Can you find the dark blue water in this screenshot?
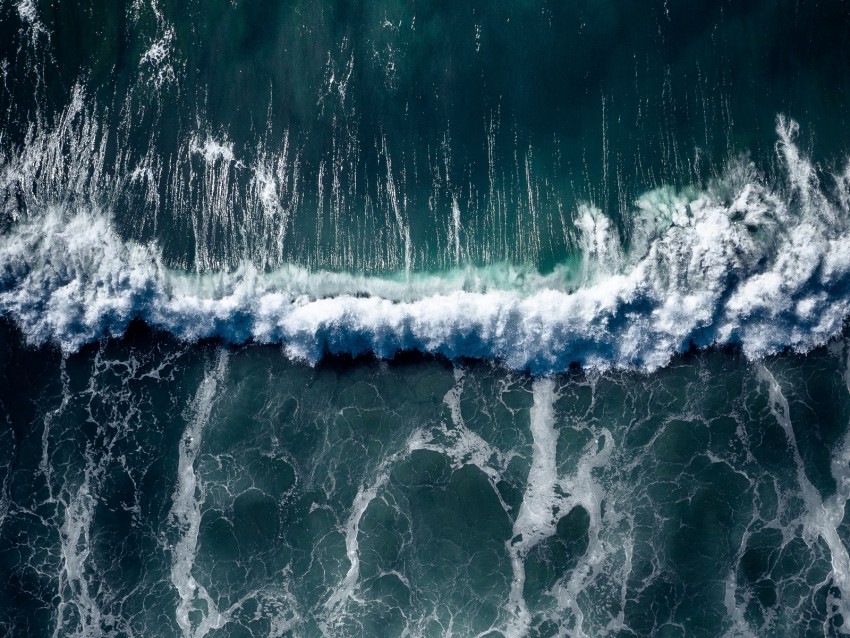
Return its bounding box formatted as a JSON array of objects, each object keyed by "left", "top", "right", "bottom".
[{"left": 2, "top": 1, "right": 850, "bottom": 636}]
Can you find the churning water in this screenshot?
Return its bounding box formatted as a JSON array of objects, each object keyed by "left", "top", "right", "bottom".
[{"left": 2, "top": 1, "right": 850, "bottom": 636}]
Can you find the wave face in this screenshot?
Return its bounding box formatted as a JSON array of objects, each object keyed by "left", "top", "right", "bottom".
[{"left": 3, "top": 97, "right": 850, "bottom": 371}]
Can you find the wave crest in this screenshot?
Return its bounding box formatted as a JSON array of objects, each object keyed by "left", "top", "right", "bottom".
[{"left": 3, "top": 116, "right": 850, "bottom": 372}]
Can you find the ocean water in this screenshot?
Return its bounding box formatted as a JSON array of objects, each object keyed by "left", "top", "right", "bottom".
[{"left": 2, "top": 0, "right": 850, "bottom": 636}]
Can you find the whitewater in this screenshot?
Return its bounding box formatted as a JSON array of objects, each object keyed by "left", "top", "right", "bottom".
[{"left": 2, "top": 100, "right": 850, "bottom": 373}]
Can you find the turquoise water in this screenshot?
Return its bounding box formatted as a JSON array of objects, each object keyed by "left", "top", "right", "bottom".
[{"left": 3, "top": 1, "right": 850, "bottom": 636}]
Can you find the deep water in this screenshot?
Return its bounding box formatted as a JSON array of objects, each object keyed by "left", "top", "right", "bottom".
[
  {"left": 3, "top": 322, "right": 850, "bottom": 636},
  {"left": 3, "top": 1, "right": 850, "bottom": 636}
]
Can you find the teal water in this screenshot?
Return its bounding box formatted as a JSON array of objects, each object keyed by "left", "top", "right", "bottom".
[
  {"left": 3, "top": 323, "right": 850, "bottom": 636},
  {"left": 3, "top": 1, "right": 850, "bottom": 636},
  {"left": 4, "top": 0, "right": 850, "bottom": 273}
]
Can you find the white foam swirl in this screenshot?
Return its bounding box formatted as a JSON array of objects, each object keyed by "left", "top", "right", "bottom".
[{"left": 2, "top": 116, "right": 850, "bottom": 372}]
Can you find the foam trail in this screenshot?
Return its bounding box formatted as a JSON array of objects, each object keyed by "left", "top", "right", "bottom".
[
  {"left": 15, "top": 0, "right": 48, "bottom": 44},
  {"left": 410, "top": 367, "right": 510, "bottom": 487},
  {"left": 320, "top": 443, "right": 414, "bottom": 635},
  {"left": 54, "top": 481, "right": 102, "bottom": 638},
  {"left": 723, "top": 558, "right": 755, "bottom": 637},
  {"left": 0, "top": 416, "right": 9, "bottom": 531},
  {"left": 322, "top": 368, "right": 515, "bottom": 636},
  {"left": 321, "top": 476, "right": 389, "bottom": 632},
  {"left": 409, "top": 367, "right": 515, "bottom": 635},
  {"left": 51, "top": 350, "right": 139, "bottom": 638},
  {"left": 40, "top": 357, "right": 70, "bottom": 505},
  {"left": 822, "top": 341, "right": 850, "bottom": 633},
  {"left": 816, "top": 340, "right": 850, "bottom": 634},
  {"left": 3, "top": 115, "right": 850, "bottom": 373},
  {"left": 169, "top": 350, "right": 229, "bottom": 638},
  {"left": 758, "top": 363, "right": 850, "bottom": 635},
  {"left": 506, "top": 378, "right": 560, "bottom": 637},
  {"left": 49, "top": 358, "right": 97, "bottom": 638},
  {"left": 551, "top": 426, "right": 615, "bottom": 637},
  {"left": 505, "top": 379, "right": 616, "bottom": 637}
]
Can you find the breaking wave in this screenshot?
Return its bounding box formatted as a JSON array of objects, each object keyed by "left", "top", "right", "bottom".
[{"left": 3, "top": 110, "right": 850, "bottom": 373}]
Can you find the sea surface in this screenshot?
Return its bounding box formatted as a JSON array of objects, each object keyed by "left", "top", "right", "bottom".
[{"left": 2, "top": 1, "right": 850, "bottom": 636}]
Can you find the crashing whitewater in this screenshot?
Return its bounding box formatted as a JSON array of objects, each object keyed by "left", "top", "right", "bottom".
[{"left": 2, "top": 105, "right": 850, "bottom": 373}]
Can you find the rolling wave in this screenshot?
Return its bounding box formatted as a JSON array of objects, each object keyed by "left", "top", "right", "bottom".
[{"left": 2, "top": 113, "right": 850, "bottom": 373}]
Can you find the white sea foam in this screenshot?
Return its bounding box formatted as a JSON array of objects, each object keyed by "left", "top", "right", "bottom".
[
  {"left": 137, "top": 0, "right": 178, "bottom": 88},
  {"left": 2, "top": 112, "right": 850, "bottom": 373},
  {"left": 504, "top": 379, "right": 616, "bottom": 637},
  {"left": 170, "top": 350, "right": 229, "bottom": 638},
  {"left": 140, "top": 26, "right": 177, "bottom": 88},
  {"left": 190, "top": 135, "right": 236, "bottom": 165},
  {"left": 506, "top": 378, "right": 561, "bottom": 636},
  {"left": 15, "top": 0, "right": 48, "bottom": 43},
  {"left": 758, "top": 362, "right": 850, "bottom": 635}
]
